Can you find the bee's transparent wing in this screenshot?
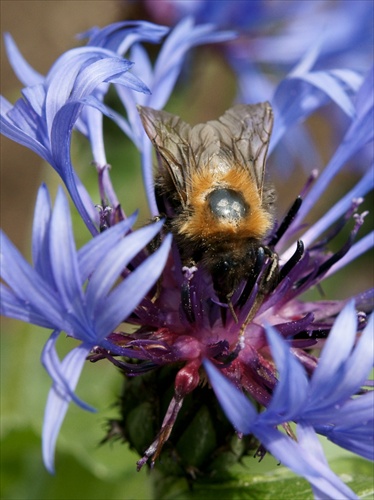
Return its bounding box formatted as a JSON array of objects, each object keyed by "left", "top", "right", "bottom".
[
  {"left": 138, "top": 106, "right": 193, "bottom": 205},
  {"left": 138, "top": 102, "right": 273, "bottom": 203},
  {"left": 193, "top": 103, "right": 274, "bottom": 200}
]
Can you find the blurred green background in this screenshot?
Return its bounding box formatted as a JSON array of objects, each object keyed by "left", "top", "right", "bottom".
[{"left": 1, "top": 1, "right": 373, "bottom": 499}]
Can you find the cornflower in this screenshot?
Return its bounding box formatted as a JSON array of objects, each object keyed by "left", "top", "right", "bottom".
[{"left": 1, "top": 18, "right": 373, "bottom": 499}]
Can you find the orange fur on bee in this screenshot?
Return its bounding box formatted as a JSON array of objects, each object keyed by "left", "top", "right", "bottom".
[{"left": 177, "top": 164, "right": 272, "bottom": 242}]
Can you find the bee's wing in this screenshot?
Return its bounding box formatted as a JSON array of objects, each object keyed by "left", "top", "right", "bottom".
[
  {"left": 138, "top": 106, "right": 193, "bottom": 206},
  {"left": 138, "top": 102, "right": 273, "bottom": 204},
  {"left": 203, "top": 102, "right": 273, "bottom": 200}
]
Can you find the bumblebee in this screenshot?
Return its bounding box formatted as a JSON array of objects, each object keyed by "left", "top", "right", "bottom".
[{"left": 138, "top": 103, "right": 278, "bottom": 321}]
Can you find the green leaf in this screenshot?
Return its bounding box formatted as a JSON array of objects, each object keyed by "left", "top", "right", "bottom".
[{"left": 151, "top": 456, "right": 373, "bottom": 500}]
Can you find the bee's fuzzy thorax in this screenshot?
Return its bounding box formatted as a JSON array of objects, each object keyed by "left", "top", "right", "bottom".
[{"left": 176, "top": 165, "right": 273, "bottom": 241}]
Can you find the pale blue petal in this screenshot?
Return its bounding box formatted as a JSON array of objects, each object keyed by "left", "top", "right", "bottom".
[
  {"left": 334, "top": 313, "right": 374, "bottom": 400},
  {"left": 82, "top": 94, "right": 138, "bottom": 146},
  {"left": 70, "top": 58, "right": 134, "bottom": 100},
  {"left": 151, "top": 17, "right": 235, "bottom": 109},
  {"left": 299, "top": 71, "right": 356, "bottom": 116},
  {"left": 108, "top": 71, "right": 151, "bottom": 95},
  {"left": 271, "top": 69, "right": 360, "bottom": 151},
  {"left": 50, "top": 102, "right": 98, "bottom": 234},
  {"left": 0, "top": 97, "right": 50, "bottom": 161},
  {"left": 48, "top": 189, "right": 85, "bottom": 315},
  {"left": 4, "top": 32, "right": 44, "bottom": 86},
  {"left": 309, "top": 301, "right": 356, "bottom": 393},
  {"left": 288, "top": 70, "right": 373, "bottom": 230},
  {"left": 0, "top": 231, "right": 66, "bottom": 326},
  {"left": 325, "top": 231, "right": 374, "bottom": 278},
  {"left": 41, "top": 332, "right": 95, "bottom": 411},
  {"left": 42, "top": 342, "right": 93, "bottom": 473},
  {"left": 79, "top": 105, "right": 106, "bottom": 165},
  {"left": 203, "top": 359, "right": 257, "bottom": 433},
  {"left": 263, "top": 325, "right": 308, "bottom": 422},
  {"left": 85, "top": 220, "right": 164, "bottom": 315},
  {"left": 99, "top": 233, "right": 172, "bottom": 335},
  {"left": 255, "top": 424, "right": 358, "bottom": 499},
  {"left": 31, "top": 184, "right": 52, "bottom": 276},
  {"left": 317, "top": 393, "right": 374, "bottom": 460},
  {"left": 299, "top": 168, "right": 374, "bottom": 249},
  {"left": 77, "top": 214, "right": 137, "bottom": 282},
  {"left": 44, "top": 47, "right": 121, "bottom": 132},
  {"left": 82, "top": 21, "right": 169, "bottom": 53},
  {"left": 0, "top": 284, "right": 55, "bottom": 329},
  {"left": 22, "top": 84, "right": 46, "bottom": 118},
  {"left": 140, "top": 141, "right": 158, "bottom": 217},
  {"left": 298, "top": 425, "right": 358, "bottom": 500}
]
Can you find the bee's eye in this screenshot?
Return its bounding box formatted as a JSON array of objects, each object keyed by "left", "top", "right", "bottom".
[{"left": 207, "top": 188, "right": 248, "bottom": 221}]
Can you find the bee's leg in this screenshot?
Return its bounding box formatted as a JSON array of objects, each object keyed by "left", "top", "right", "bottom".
[
  {"left": 181, "top": 264, "right": 198, "bottom": 324},
  {"left": 147, "top": 215, "right": 165, "bottom": 254},
  {"left": 262, "top": 247, "right": 279, "bottom": 290},
  {"left": 227, "top": 295, "right": 238, "bottom": 323},
  {"left": 147, "top": 215, "right": 168, "bottom": 302},
  {"left": 218, "top": 290, "right": 238, "bottom": 326},
  {"left": 220, "top": 305, "right": 227, "bottom": 327},
  {"left": 238, "top": 295, "right": 265, "bottom": 339},
  {"left": 238, "top": 249, "right": 279, "bottom": 339}
]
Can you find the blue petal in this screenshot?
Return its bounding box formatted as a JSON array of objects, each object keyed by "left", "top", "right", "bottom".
[
  {"left": 297, "top": 424, "right": 358, "bottom": 500},
  {"left": 108, "top": 71, "right": 151, "bottom": 95},
  {"left": 334, "top": 312, "right": 374, "bottom": 400},
  {"left": 308, "top": 301, "right": 356, "bottom": 393},
  {"left": 150, "top": 17, "right": 235, "bottom": 110},
  {"left": 4, "top": 32, "right": 44, "bottom": 86},
  {"left": 325, "top": 231, "right": 374, "bottom": 278},
  {"left": 288, "top": 70, "right": 373, "bottom": 231},
  {"left": 0, "top": 96, "right": 50, "bottom": 162},
  {"left": 83, "top": 94, "right": 138, "bottom": 147},
  {"left": 96, "top": 233, "right": 172, "bottom": 336},
  {"left": 0, "top": 231, "right": 66, "bottom": 327},
  {"left": 300, "top": 305, "right": 373, "bottom": 422},
  {"left": 203, "top": 359, "right": 257, "bottom": 434},
  {"left": 45, "top": 47, "right": 129, "bottom": 132},
  {"left": 82, "top": 21, "right": 169, "bottom": 53},
  {"left": 255, "top": 424, "right": 358, "bottom": 499},
  {"left": 41, "top": 331, "right": 95, "bottom": 411},
  {"left": 50, "top": 102, "right": 98, "bottom": 234},
  {"left": 48, "top": 188, "right": 85, "bottom": 319},
  {"left": 85, "top": 219, "right": 164, "bottom": 309},
  {"left": 354, "top": 66, "right": 374, "bottom": 125},
  {"left": 77, "top": 213, "right": 137, "bottom": 281},
  {"left": 263, "top": 325, "right": 309, "bottom": 422},
  {"left": 294, "top": 71, "right": 358, "bottom": 117},
  {"left": 299, "top": 168, "right": 374, "bottom": 249},
  {"left": 21, "top": 84, "right": 46, "bottom": 120},
  {"left": 317, "top": 393, "right": 374, "bottom": 460},
  {"left": 31, "top": 184, "right": 52, "bottom": 278},
  {"left": 42, "top": 341, "right": 93, "bottom": 473},
  {"left": 71, "top": 58, "right": 134, "bottom": 100},
  {"left": 0, "top": 284, "right": 55, "bottom": 329},
  {"left": 271, "top": 69, "right": 361, "bottom": 152}
]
